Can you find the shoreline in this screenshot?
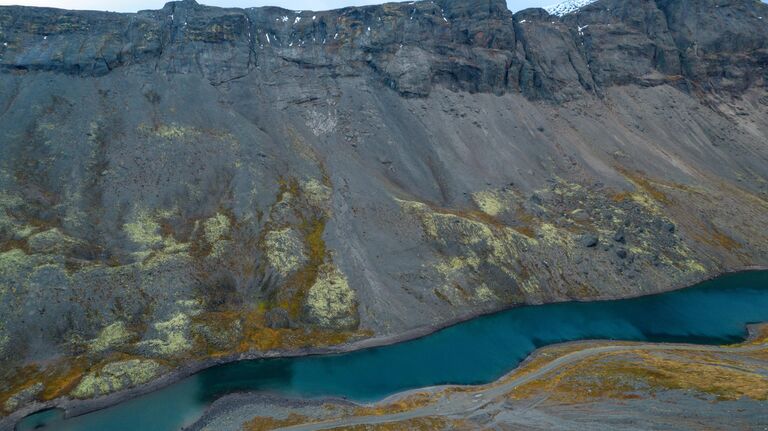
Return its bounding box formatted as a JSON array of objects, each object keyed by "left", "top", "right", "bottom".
[
  {"left": 190, "top": 320, "right": 768, "bottom": 429},
  {"left": 3, "top": 265, "right": 767, "bottom": 430}
]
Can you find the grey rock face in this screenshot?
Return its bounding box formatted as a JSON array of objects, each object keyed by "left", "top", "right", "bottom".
[
  {"left": 0, "top": 0, "right": 764, "bottom": 99},
  {"left": 0, "top": 0, "right": 767, "bottom": 415}
]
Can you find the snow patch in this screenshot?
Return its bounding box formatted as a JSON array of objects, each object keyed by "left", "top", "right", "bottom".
[{"left": 545, "top": 0, "right": 598, "bottom": 17}]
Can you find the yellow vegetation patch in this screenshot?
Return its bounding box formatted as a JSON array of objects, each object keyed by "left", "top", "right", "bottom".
[
  {"left": 139, "top": 313, "right": 193, "bottom": 356},
  {"left": 264, "top": 227, "right": 307, "bottom": 277},
  {"left": 203, "top": 212, "right": 232, "bottom": 244},
  {"left": 70, "top": 359, "right": 163, "bottom": 399},
  {"left": 472, "top": 190, "right": 506, "bottom": 216},
  {"left": 304, "top": 264, "right": 358, "bottom": 329},
  {"left": 89, "top": 321, "right": 134, "bottom": 353},
  {"left": 125, "top": 209, "right": 185, "bottom": 248},
  {"left": 538, "top": 222, "right": 570, "bottom": 246},
  {"left": 301, "top": 178, "right": 333, "bottom": 211},
  {"left": 137, "top": 123, "right": 201, "bottom": 140}
]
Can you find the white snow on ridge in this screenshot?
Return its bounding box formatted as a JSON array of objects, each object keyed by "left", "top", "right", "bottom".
[{"left": 545, "top": 0, "right": 599, "bottom": 17}]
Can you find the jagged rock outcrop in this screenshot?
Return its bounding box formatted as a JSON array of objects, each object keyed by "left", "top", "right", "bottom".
[{"left": 0, "top": 0, "right": 767, "bottom": 419}]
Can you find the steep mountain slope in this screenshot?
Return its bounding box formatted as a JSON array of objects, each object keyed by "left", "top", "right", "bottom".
[{"left": 0, "top": 0, "right": 767, "bottom": 419}]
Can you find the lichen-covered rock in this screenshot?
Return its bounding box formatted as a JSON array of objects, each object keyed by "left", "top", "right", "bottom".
[
  {"left": 123, "top": 209, "right": 165, "bottom": 250},
  {"left": 264, "top": 228, "right": 308, "bottom": 278},
  {"left": 27, "top": 229, "right": 79, "bottom": 254},
  {"left": 203, "top": 213, "right": 231, "bottom": 244},
  {"left": 472, "top": 190, "right": 510, "bottom": 217},
  {"left": 303, "top": 264, "right": 358, "bottom": 330},
  {"left": 89, "top": 322, "right": 133, "bottom": 353},
  {"left": 3, "top": 383, "right": 43, "bottom": 412},
  {"left": 138, "top": 313, "right": 193, "bottom": 357},
  {"left": 300, "top": 179, "right": 332, "bottom": 212},
  {"left": 70, "top": 359, "right": 164, "bottom": 399}
]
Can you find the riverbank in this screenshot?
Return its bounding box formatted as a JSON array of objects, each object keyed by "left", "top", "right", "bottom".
[
  {"left": 190, "top": 323, "right": 768, "bottom": 431},
  {"left": 6, "top": 267, "right": 768, "bottom": 431}
]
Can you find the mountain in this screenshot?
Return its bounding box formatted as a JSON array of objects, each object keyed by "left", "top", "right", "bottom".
[{"left": 0, "top": 0, "right": 767, "bottom": 420}]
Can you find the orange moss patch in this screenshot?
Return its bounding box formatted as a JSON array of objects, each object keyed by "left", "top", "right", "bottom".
[
  {"left": 747, "top": 324, "right": 768, "bottom": 345},
  {"left": 240, "top": 325, "right": 361, "bottom": 352},
  {"left": 618, "top": 169, "right": 671, "bottom": 205},
  {"left": 611, "top": 191, "right": 633, "bottom": 203},
  {"left": 242, "top": 413, "right": 311, "bottom": 431},
  {"left": 190, "top": 310, "right": 243, "bottom": 357},
  {"left": 0, "top": 365, "right": 40, "bottom": 414},
  {"left": 513, "top": 225, "right": 536, "bottom": 238},
  {"left": 328, "top": 417, "right": 470, "bottom": 431},
  {"left": 237, "top": 304, "right": 359, "bottom": 352},
  {"left": 508, "top": 349, "right": 768, "bottom": 403},
  {"left": 353, "top": 392, "right": 433, "bottom": 416},
  {"left": 1, "top": 356, "right": 97, "bottom": 413},
  {"left": 191, "top": 307, "right": 371, "bottom": 355},
  {"left": 38, "top": 357, "right": 90, "bottom": 400},
  {"left": 691, "top": 222, "right": 741, "bottom": 251}
]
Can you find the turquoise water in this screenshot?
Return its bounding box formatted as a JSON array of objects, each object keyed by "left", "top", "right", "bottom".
[{"left": 17, "top": 270, "right": 768, "bottom": 431}]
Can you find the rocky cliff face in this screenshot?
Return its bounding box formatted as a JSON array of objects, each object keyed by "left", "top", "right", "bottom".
[{"left": 0, "top": 0, "right": 767, "bottom": 418}]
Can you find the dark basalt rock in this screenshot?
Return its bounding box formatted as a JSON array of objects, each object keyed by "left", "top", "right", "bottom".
[
  {"left": 613, "top": 230, "right": 626, "bottom": 243},
  {"left": 581, "top": 234, "right": 600, "bottom": 247}
]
